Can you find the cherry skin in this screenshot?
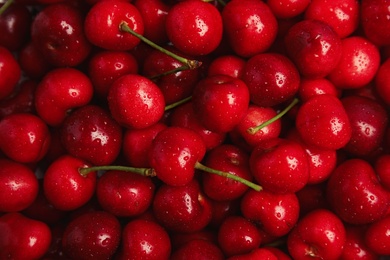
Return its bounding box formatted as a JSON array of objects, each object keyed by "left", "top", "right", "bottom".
[
  {"left": 171, "top": 239, "right": 224, "bottom": 260},
  {"left": 35, "top": 67, "right": 94, "bottom": 127},
  {"left": 201, "top": 144, "right": 252, "bottom": 201},
  {"left": 0, "top": 46, "right": 21, "bottom": 100},
  {"left": 304, "top": 0, "right": 359, "bottom": 38},
  {"left": 107, "top": 74, "right": 165, "bottom": 129},
  {"left": 222, "top": 0, "right": 278, "bottom": 57},
  {"left": 18, "top": 41, "right": 52, "bottom": 80},
  {"left": 0, "top": 159, "right": 39, "bottom": 213},
  {"left": 60, "top": 105, "right": 123, "bottom": 166},
  {"left": 364, "top": 215, "right": 390, "bottom": 255},
  {"left": 295, "top": 183, "right": 329, "bottom": 217},
  {"left": 207, "top": 55, "right": 246, "bottom": 79},
  {"left": 328, "top": 36, "right": 381, "bottom": 89},
  {"left": 374, "top": 57, "right": 390, "bottom": 106},
  {"left": 298, "top": 77, "right": 340, "bottom": 102},
  {"left": 43, "top": 155, "right": 97, "bottom": 211},
  {"left": 217, "top": 215, "right": 261, "bottom": 257},
  {"left": 152, "top": 179, "right": 212, "bottom": 233},
  {"left": 295, "top": 94, "right": 352, "bottom": 150},
  {"left": 30, "top": 2, "right": 91, "bottom": 67},
  {"left": 192, "top": 74, "right": 250, "bottom": 133},
  {"left": 375, "top": 154, "right": 390, "bottom": 190},
  {"left": 148, "top": 126, "right": 206, "bottom": 186},
  {"left": 341, "top": 95, "right": 388, "bottom": 157},
  {"left": 96, "top": 170, "right": 155, "bottom": 217},
  {"left": 287, "top": 209, "right": 346, "bottom": 260},
  {"left": 249, "top": 138, "right": 310, "bottom": 194},
  {"left": 0, "top": 113, "right": 51, "bottom": 163},
  {"left": 84, "top": 0, "right": 144, "bottom": 51},
  {"left": 0, "top": 212, "right": 52, "bottom": 260},
  {"left": 340, "top": 225, "right": 379, "bottom": 260},
  {"left": 361, "top": 0, "right": 390, "bottom": 46},
  {"left": 62, "top": 211, "right": 121, "bottom": 260},
  {"left": 226, "top": 248, "right": 279, "bottom": 260},
  {"left": 267, "top": 0, "right": 310, "bottom": 19},
  {"left": 165, "top": 0, "right": 223, "bottom": 56},
  {"left": 88, "top": 50, "right": 139, "bottom": 99},
  {"left": 0, "top": 3, "right": 32, "bottom": 51},
  {"left": 119, "top": 218, "right": 171, "bottom": 260},
  {"left": 326, "top": 159, "right": 390, "bottom": 225},
  {"left": 284, "top": 19, "right": 342, "bottom": 79}
]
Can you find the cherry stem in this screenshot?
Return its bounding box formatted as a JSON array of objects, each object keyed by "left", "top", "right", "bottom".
[
  {"left": 119, "top": 21, "right": 202, "bottom": 70},
  {"left": 195, "top": 161, "right": 262, "bottom": 191},
  {"left": 0, "top": 0, "right": 14, "bottom": 16},
  {"left": 247, "top": 97, "right": 299, "bottom": 135},
  {"left": 148, "top": 65, "right": 189, "bottom": 80},
  {"left": 164, "top": 96, "right": 192, "bottom": 111},
  {"left": 78, "top": 165, "right": 156, "bottom": 178}
]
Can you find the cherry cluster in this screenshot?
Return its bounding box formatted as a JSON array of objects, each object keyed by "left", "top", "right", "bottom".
[{"left": 1, "top": 0, "right": 390, "bottom": 259}]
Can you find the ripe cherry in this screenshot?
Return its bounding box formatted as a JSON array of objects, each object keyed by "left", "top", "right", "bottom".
[
  {"left": 226, "top": 248, "right": 280, "bottom": 260},
  {"left": 361, "top": 0, "right": 390, "bottom": 46},
  {"left": 0, "top": 46, "right": 21, "bottom": 100},
  {"left": 375, "top": 154, "right": 390, "bottom": 190},
  {"left": 364, "top": 215, "right": 390, "bottom": 255},
  {"left": 375, "top": 57, "right": 390, "bottom": 106},
  {"left": 171, "top": 239, "right": 224, "bottom": 260},
  {"left": 18, "top": 41, "right": 52, "bottom": 79},
  {"left": 340, "top": 225, "right": 379, "bottom": 260},
  {"left": 207, "top": 55, "right": 246, "bottom": 79},
  {"left": 267, "top": 0, "right": 310, "bottom": 19},
  {"left": 298, "top": 77, "right": 340, "bottom": 102}
]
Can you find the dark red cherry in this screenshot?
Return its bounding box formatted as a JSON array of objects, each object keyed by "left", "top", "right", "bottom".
[
  {"left": 192, "top": 74, "right": 250, "bottom": 133},
  {"left": 375, "top": 57, "right": 390, "bottom": 106},
  {"left": 364, "top": 215, "right": 390, "bottom": 256},
  {"left": 340, "top": 225, "right": 379, "bottom": 260},
  {"left": 62, "top": 211, "right": 121, "bottom": 260},
  {"left": 375, "top": 154, "right": 390, "bottom": 190},
  {"left": 31, "top": 3, "right": 91, "bottom": 67},
  {"left": 18, "top": 41, "right": 52, "bottom": 79},
  {"left": 61, "top": 105, "right": 123, "bottom": 166},
  {"left": 284, "top": 19, "right": 342, "bottom": 78},
  {"left": 226, "top": 248, "right": 280, "bottom": 260},
  {"left": 222, "top": 0, "right": 278, "bottom": 57},
  {"left": 361, "top": 0, "right": 390, "bottom": 46},
  {"left": 171, "top": 239, "right": 224, "bottom": 260},
  {"left": 0, "top": 46, "right": 21, "bottom": 100},
  {"left": 84, "top": 0, "right": 144, "bottom": 51},
  {"left": 165, "top": 0, "right": 223, "bottom": 56}
]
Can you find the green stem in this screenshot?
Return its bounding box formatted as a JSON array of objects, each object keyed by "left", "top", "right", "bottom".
[
  {"left": 119, "top": 21, "right": 201, "bottom": 70},
  {"left": 195, "top": 161, "right": 262, "bottom": 191},
  {"left": 148, "top": 65, "right": 189, "bottom": 80},
  {"left": 79, "top": 165, "right": 156, "bottom": 178},
  {"left": 247, "top": 98, "right": 299, "bottom": 135},
  {"left": 164, "top": 96, "right": 192, "bottom": 111},
  {"left": 0, "top": 0, "right": 14, "bottom": 16}
]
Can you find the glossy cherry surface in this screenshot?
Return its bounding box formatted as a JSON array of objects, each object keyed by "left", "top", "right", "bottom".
[{"left": 0, "top": 46, "right": 21, "bottom": 100}]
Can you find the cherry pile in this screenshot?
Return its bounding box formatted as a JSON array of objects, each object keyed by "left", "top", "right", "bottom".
[{"left": 1, "top": 0, "right": 390, "bottom": 259}]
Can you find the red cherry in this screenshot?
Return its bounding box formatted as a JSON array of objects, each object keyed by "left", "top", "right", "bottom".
[
  {"left": 62, "top": 211, "right": 121, "bottom": 260},
  {"left": 295, "top": 183, "right": 329, "bottom": 217},
  {"left": 96, "top": 170, "right": 155, "bottom": 217},
  {"left": 0, "top": 46, "right": 21, "bottom": 100},
  {"left": 171, "top": 239, "right": 224, "bottom": 260},
  {"left": 267, "top": 0, "right": 310, "bottom": 19},
  {"left": 148, "top": 126, "right": 206, "bottom": 186},
  {"left": 192, "top": 74, "right": 250, "bottom": 133},
  {"left": 226, "top": 248, "right": 279, "bottom": 260},
  {"left": 35, "top": 68, "right": 94, "bottom": 126},
  {"left": 88, "top": 50, "right": 139, "bottom": 99},
  {"left": 375, "top": 57, "right": 390, "bottom": 106},
  {"left": 207, "top": 55, "right": 246, "bottom": 79},
  {"left": 0, "top": 159, "right": 39, "bottom": 212},
  {"left": 165, "top": 0, "right": 223, "bottom": 56},
  {"left": 361, "top": 0, "right": 390, "bottom": 46},
  {"left": 31, "top": 3, "right": 91, "bottom": 67},
  {"left": 0, "top": 212, "right": 52, "bottom": 260},
  {"left": 375, "top": 154, "right": 390, "bottom": 190},
  {"left": 249, "top": 138, "right": 309, "bottom": 194},
  {"left": 217, "top": 215, "right": 261, "bottom": 257},
  {"left": 328, "top": 36, "right": 381, "bottom": 89},
  {"left": 0, "top": 113, "right": 50, "bottom": 163},
  {"left": 298, "top": 77, "right": 340, "bottom": 102},
  {"left": 222, "top": 0, "right": 278, "bottom": 57},
  {"left": 295, "top": 94, "right": 352, "bottom": 150},
  {"left": 284, "top": 19, "right": 342, "bottom": 78},
  {"left": 209, "top": 199, "right": 240, "bottom": 229},
  {"left": 84, "top": 0, "right": 144, "bottom": 51},
  {"left": 326, "top": 159, "right": 390, "bottom": 224},
  {"left": 241, "top": 189, "right": 300, "bottom": 237},
  {"left": 287, "top": 209, "right": 346, "bottom": 259},
  {"left": 340, "top": 225, "right": 379, "bottom": 260},
  {"left": 108, "top": 74, "right": 165, "bottom": 129},
  {"left": 43, "top": 155, "right": 97, "bottom": 211},
  {"left": 304, "top": 0, "right": 360, "bottom": 38},
  {"left": 365, "top": 215, "right": 390, "bottom": 255},
  {"left": 61, "top": 105, "right": 123, "bottom": 166},
  {"left": 18, "top": 41, "right": 52, "bottom": 79},
  {"left": 120, "top": 218, "right": 171, "bottom": 260}
]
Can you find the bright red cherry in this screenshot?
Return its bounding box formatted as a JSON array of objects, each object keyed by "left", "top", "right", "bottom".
[
  {"left": 326, "top": 159, "right": 390, "bottom": 224},
  {"left": 242, "top": 53, "right": 300, "bottom": 107},
  {"left": 222, "top": 0, "right": 278, "bottom": 57},
  {"left": 375, "top": 57, "right": 390, "bottom": 106},
  {"left": 62, "top": 211, "right": 121, "bottom": 260},
  {"left": 31, "top": 2, "right": 91, "bottom": 67},
  {"left": 287, "top": 209, "right": 346, "bottom": 259},
  {"left": 207, "top": 55, "right": 246, "bottom": 79},
  {"left": 0, "top": 46, "right": 21, "bottom": 100},
  {"left": 328, "top": 36, "right": 380, "bottom": 89},
  {"left": 35, "top": 68, "right": 94, "bottom": 126},
  {"left": 0, "top": 113, "right": 51, "bottom": 163},
  {"left": 298, "top": 77, "right": 340, "bottom": 102},
  {"left": 340, "top": 225, "right": 379, "bottom": 260},
  {"left": 192, "top": 74, "right": 250, "bottom": 133},
  {"left": 43, "top": 155, "right": 97, "bottom": 211},
  {"left": 267, "top": 0, "right": 310, "bottom": 19},
  {"left": 0, "top": 159, "right": 39, "bottom": 213},
  {"left": 61, "top": 105, "right": 123, "bottom": 166},
  {"left": 361, "top": 0, "right": 390, "bottom": 46},
  {"left": 364, "top": 215, "right": 390, "bottom": 255},
  {"left": 84, "top": 0, "right": 144, "bottom": 51},
  {"left": 108, "top": 74, "right": 165, "bottom": 129},
  {"left": 165, "top": 0, "right": 223, "bottom": 56},
  {"left": 0, "top": 212, "right": 52, "bottom": 260},
  {"left": 284, "top": 19, "right": 342, "bottom": 79},
  {"left": 295, "top": 94, "right": 352, "bottom": 150}
]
